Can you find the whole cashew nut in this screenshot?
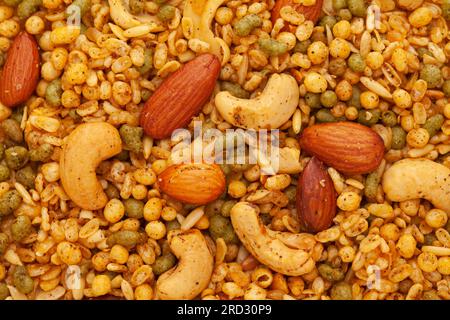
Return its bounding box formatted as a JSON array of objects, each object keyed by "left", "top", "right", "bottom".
[
  {"left": 382, "top": 158, "right": 450, "bottom": 213},
  {"left": 60, "top": 122, "right": 122, "bottom": 210},
  {"left": 230, "top": 202, "right": 316, "bottom": 276},
  {"left": 215, "top": 74, "right": 300, "bottom": 129},
  {"left": 109, "top": 0, "right": 162, "bottom": 29},
  {"left": 156, "top": 229, "right": 214, "bottom": 300}
]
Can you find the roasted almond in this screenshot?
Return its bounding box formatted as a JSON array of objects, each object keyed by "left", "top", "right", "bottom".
[
  {"left": 140, "top": 53, "right": 220, "bottom": 139},
  {"left": 157, "top": 163, "right": 226, "bottom": 205},
  {"left": 299, "top": 122, "right": 385, "bottom": 175},
  {"left": 271, "top": 0, "right": 324, "bottom": 26},
  {"left": 297, "top": 157, "right": 336, "bottom": 233},
  {"left": 0, "top": 32, "right": 40, "bottom": 108}
]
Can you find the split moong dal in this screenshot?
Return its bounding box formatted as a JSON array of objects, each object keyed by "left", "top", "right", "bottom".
[{"left": 0, "top": 0, "right": 448, "bottom": 300}]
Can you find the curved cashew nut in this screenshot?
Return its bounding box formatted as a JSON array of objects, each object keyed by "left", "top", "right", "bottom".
[
  {"left": 109, "top": 0, "right": 162, "bottom": 29},
  {"left": 230, "top": 202, "right": 316, "bottom": 276},
  {"left": 215, "top": 74, "right": 300, "bottom": 129},
  {"left": 156, "top": 229, "right": 214, "bottom": 300},
  {"left": 382, "top": 158, "right": 450, "bottom": 213},
  {"left": 60, "top": 122, "right": 122, "bottom": 210}
]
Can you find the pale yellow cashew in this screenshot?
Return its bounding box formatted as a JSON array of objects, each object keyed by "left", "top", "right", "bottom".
[
  {"left": 215, "top": 74, "right": 300, "bottom": 129},
  {"left": 156, "top": 229, "right": 214, "bottom": 300},
  {"left": 60, "top": 122, "right": 122, "bottom": 210},
  {"left": 109, "top": 0, "right": 163, "bottom": 29},
  {"left": 230, "top": 202, "right": 316, "bottom": 276},
  {"left": 382, "top": 158, "right": 450, "bottom": 213}
]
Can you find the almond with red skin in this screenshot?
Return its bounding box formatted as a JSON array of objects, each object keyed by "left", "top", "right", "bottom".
[
  {"left": 299, "top": 122, "right": 385, "bottom": 175},
  {"left": 296, "top": 157, "right": 336, "bottom": 233},
  {"left": 140, "top": 53, "right": 220, "bottom": 139},
  {"left": 158, "top": 163, "right": 226, "bottom": 205},
  {"left": 0, "top": 32, "right": 40, "bottom": 108},
  {"left": 271, "top": 0, "right": 324, "bottom": 26}
]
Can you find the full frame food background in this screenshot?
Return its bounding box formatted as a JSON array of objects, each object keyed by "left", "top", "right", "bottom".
[{"left": 0, "top": 0, "right": 449, "bottom": 300}]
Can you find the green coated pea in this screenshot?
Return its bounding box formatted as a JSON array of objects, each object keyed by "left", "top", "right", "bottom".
[
  {"left": 138, "top": 48, "right": 153, "bottom": 74},
  {"left": 124, "top": 198, "right": 144, "bottom": 219},
  {"left": 0, "top": 233, "right": 8, "bottom": 255},
  {"left": 221, "top": 82, "right": 250, "bottom": 99},
  {"left": 154, "top": 0, "right": 167, "bottom": 4},
  {"left": 0, "top": 190, "right": 22, "bottom": 217},
  {"left": 115, "top": 150, "right": 129, "bottom": 161},
  {"left": 391, "top": 126, "right": 406, "bottom": 150},
  {"left": 442, "top": 80, "right": 450, "bottom": 97},
  {"left": 17, "top": 0, "right": 42, "bottom": 20},
  {"left": 442, "top": 0, "right": 450, "bottom": 20},
  {"left": 284, "top": 185, "right": 297, "bottom": 202},
  {"left": 316, "top": 109, "right": 338, "bottom": 123},
  {"left": 0, "top": 283, "right": 9, "bottom": 300},
  {"left": 424, "top": 233, "right": 437, "bottom": 246},
  {"left": 209, "top": 214, "right": 239, "bottom": 244},
  {"left": 16, "top": 166, "right": 36, "bottom": 190},
  {"left": 1, "top": 119, "right": 23, "bottom": 143},
  {"left": 357, "top": 109, "right": 380, "bottom": 126},
  {"left": 348, "top": 85, "right": 361, "bottom": 108},
  {"left": 329, "top": 58, "right": 347, "bottom": 76},
  {"left": 319, "top": 16, "right": 337, "bottom": 29},
  {"left": 304, "top": 92, "right": 321, "bottom": 109},
  {"left": 423, "top": 114, "right": 444, "bottom": 138},
  {"left": 11, "top": 215, "right": 33, "bottom": 242},
  {"left": 420, "top": 64, "right": 442, "bottom": 89},
  {"left": 157, "top": 5, "right": 175, "bottom": 21},
  {"left": 258, "top": 38, "right": 288, "bottom": 56},
  {"left": 29, "top": 143, "right": 54, "bottom": 162},
  {"left": 416, "top": 48, "right": 432, "bottom": 59},
  {"left": 3, "top": 0, "right": 22, "bottom": 6},
  {"left": 141, "top": 89, "right": 151, "bottom": 101},
  {"left": 5, "top": 146, "right": 29, "bottom": 170},
  {"left": 234, "top": 14, "right": 262, "bottom": 37},
  {"left": 152, "top": 253, "right": 177, "bottom": 276},
  {"left": 120, "top": 125, "right": 143, "bottom": 154},
  {"left": 105, "top": 184, "right": 120, "bottom": 200},
  {"left": 107, "top": 230, "right": 143, "bottom": 247},
  {"left": 381, "top": 111, "right": 397, "bottom": 127},
  {"left": 166, "top": 220, "right": 181, "bottom": 232},
  {"left": 294, "top": 40, "right": 311, "bottom": 54},
  {"left": 0, "top": 165, "right": 10, "bottom": 183},
  {"left": 347, "top": 0, "right": 366, "bottom": 17},
  {"left": 398, "top": 279, "right": 414, "bottom": 294},
  {"left": 338, "top": 8, "right": 352, "bottom": 21},
  {"left": 13, "top": 266, "right": 34, "bottom": 294},
  {"left": 318, "top": 264, "right": 345, "bottom": 282},
  {"left": 220, "top": 200, "right": 237, "bottom": 217},
  {"left": 68, "top": 109, "right": 82, "bottom": 121},
  {"left": 129, "top": 0, "right": 144, "bottom": 14},
  {"left": 333, "top": 0, "right": 347, "bottom": 10},
  {"left": 364, "top": 172, "right": 380, "bottom": 201},
  {"left": 330, "top": 282, "right": 353, "bottom": 300},
  {"left": 320, "top": 90, "right": 338, "bottom": 108},
  {"left": 0, "top": 144, "right": 4, "bottom": 160},
  {"left": 348, "top": 53, "right": 366, "bottom": 73},
  {"left": 45, "top": 79, "right": 62, "bottom": 107}
]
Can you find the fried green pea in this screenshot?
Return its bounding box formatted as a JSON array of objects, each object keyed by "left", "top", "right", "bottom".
[
  {"left": 234, "top": 14, "right": 262, "bottom": 37},
  {"left": 357, "top": 109, "right": 380, "bottom": 126},
  {"left": 124, "top": 198, "right": 144, "bottom": 219},
  {"left": 11, "top": 215, "right": 33, "bottom": 242},
  {"left": 1, "top": 119, "right": 23, "bottom": 143},
  {"left": 258, "top": 38, "right": 288, "bottom": 56},
  {"left": 138, "top": 48, "right": 153, "bottom": 75},
  {"left": 17, "top": 0, "right": 42, "bottom": 20},
  {"left": 338, "top": 8, "right": 352, "bottom": 21},
  {"left": 0, "top": 165, "right": 10, "bottom": 182},
  {"left": 129, "top": 0, "right": 144, "bottom": 14},
  {"left": 104, "top": 183, "right": 120, "bottom": 200},
  {"left": 422, "top": 114, "right": 444, "bottom": 138},
  {"left": 318, "top": 264, "right": 345, "bottom": 282},
  {"left": 381, "top": 111, "right": 397, "bottom": 127},
  {"left": 348, "top": 53, "right": 366, "bottom": 73},
  {"left": 16, "top": 166, "right": 36, "bottom": 189},
  {"left": 220, "top": 82, "right": 250, "bottom": 99},
  {"left": 119, "top": 125, "right": 143, "bottom": 154},
  {"left": 166, "top": 220, "right": 181, "bottom": 232},
  {"left": 442, "top": 0, "right": 450, "bottom": 20},
  {"left": 209, "top": 214, "right": 239, "bottom": 244},
  {"left": 157, "top": 5, "right": 175, "bottom": 21},
  {"left": 442, "top": 80, "right": 450, "bottom": 97},
  {"left": 3, "top": 0, "right": 22, "bottom": 6},
  {"left": 220, "top": 200, "right": 237, "bottom": 217},
  {"left": 29, "top": 143, "right": 54, "bottom": 162},
  {"left": 0, "top": 233, "right": 8, "bottom": 255},
  {"left": 5, "top": 146, "right": 29, "bottom": 170},
  {"left": 304, "top": 92, "right": 321, "bottom": 109},
  {"left": 320, "top": 90, "right": 338, "bottom": 108},
  {"left": 330, "top": 282, "right": 353, "bottom": 300},
  {"left": 0, "top": 282, "right": 9, "bottom": 300},
  {"left": 420, "top": 64, "right": 442, "bottom": 89},
  {"left": 316, "top": 109, "right": 338, "bottom": 123},
  {"left": 333, "top": 0, "right": 347, "bottom": 10},
  {"left": 424, "top": 233, "right": 437, "bottom": 246},
  {"left": 319, "top": 16, "right": 337, "bottom": 29},
  {"left": 294, "top": 40, "right": 311, "bottom": 54},
  {"left": 13, "top": 266, "right": 34, "bottom": 294},
  {"left": 329, "top": 58, "right": 347, "bottom": 76},
  {"left": 391, "top": 126, "right": 406, "bottom": 150},
  {"left": 364, "top": 171, "right": 380, "bottom": 201},
  {"left": 45, "top": 79, "right": 62, "bottom": 107},
  {"left": 347, "top": 0, "right": 366, "bottom": 17},
  {"left": 0, "top": 190, "right": 22, "bottom": 217},
  {"left": 107, "top": 230, "right": 144, "bottom": 247},
  {"left": 151, "top": 253, "right": 177, "bottom": 276}
]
